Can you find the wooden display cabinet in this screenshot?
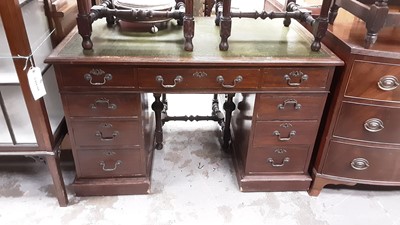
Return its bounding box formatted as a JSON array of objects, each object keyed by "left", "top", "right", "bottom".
[{"left": 0, "top": 0, "right": 68, "bottom": 206}]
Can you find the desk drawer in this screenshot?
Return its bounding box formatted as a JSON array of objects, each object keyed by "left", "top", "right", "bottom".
[
  {"left": 346, "top": 61, "right": 400, "bottom": 102},
  {"left": 63, "top": 93, "right": 140, "bottom": 117},
  {"left": 58, "top": 65, "right": 135, "bottom": 89},
  {"left": 138, "top": 68, "right": 260, "bottom": 90},
  {"left": 262, "top": 68, "right": 331, "bottom": 90},
  {"left": 76, "top": 148, "right": 145, "bottom": 178},
  {"left": 256, "top": 94, "right": 327, "bottom": 120},
  {"left": 333, "top": 102, "right": 400, "bottom": 145},
  {"left": 322, "top": 141, "right": 400, "bottom": 182},
  {"left": 253, "top": 121, "right": 319, "bottom": 147},
  {"left": 246, "top": 145, "right": 310, "bottom": 174},
  {"left": 70, "top": 120, "right": 141, "bottom": 148}
]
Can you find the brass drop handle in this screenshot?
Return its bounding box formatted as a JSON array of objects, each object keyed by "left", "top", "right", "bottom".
[
  {"left": 267, "top": 157, "right": 290, "bottom": 167},
  {"left": 155, "top": 75, "right": 183, "bottom": 88},
  {"left": 100, "top": 160, "right": 122, "bottom": 172},
  {"left": 84, "top": 70, "right": 112, "bottom": 86},
  {"left": 378, "top": 75, "right": 399, "bottom": 91},
  {"left": 90, "top": 98, "right": 117, "bottom": 110},
  {"left": 364, "top": 118, "right": 384, "bottom": 132},
  {"left": 277, "top": 99, "right": 302, "bottom": 110},
  {"left": 95, "top": 131, "right": 119, "bottom": 141},
  {"left": 350, "top": 158, "right": 369, "bottom": 171},
  {"left": 216, "top": 75, "right": 243, "bottom": 88},
  {"left": 273, "top": 130, "right": 296, "bottom": 141},
  {"left": 284, "top": 71, "right": 308, "bottom": 86}
]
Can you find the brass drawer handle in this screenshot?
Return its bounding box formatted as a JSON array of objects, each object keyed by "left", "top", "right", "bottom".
[
  {"left": 100, "top": 160, "right": 122, "bottom": 172},
  {"left": 90, "top": 98, "right": 117, "bottom": 110},
  {"left": 84, "top": 69, "right": 112, "bottom": 86},
  {"left": 378, "top": 75, "right": 399, "bottom": 91},
  {"left": 277, "top": 99, "right": 302, "bottom": 110},
  {"left": 350, "top": 158, "right": 369, "bottom": 171},
  {"left": 364, "top": 118, "right": 384, "bottom": 132},
  {"left": 155, "top": 75, "right": 183, "bottom": 88},
  {"left": 284, "top": 71, "right": 308, "bottom": 86},
  {"left": 216, "top": 75, "right": 243, "bottom": 88},
  {"left": 267, "top": 157, "right": 290, "bottom": 167},
  {"left": 273, "top": 130, "right": 296, "bottom": 141},
  {"left": 95, "top": 131, "right": 119, "bottom": 141}
]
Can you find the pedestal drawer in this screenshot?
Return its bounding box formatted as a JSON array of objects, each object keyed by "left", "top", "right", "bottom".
[
  {"left": 345, "top": 61, "right": 400, "bottom": 102},
  {"left": 70, "top": 120, "right": 141, "bottom": 148},
  {"left": 63, "top": 94, "right": 140, "bottom": 117},
  {"left": 76, "top": 148, "right": 145, "bottom": 178},
  {"left": 322, "top": 141, "right": 400, "bottom": 182},
  {"left": 334, "top": 102, "right": 400, "bottom": 145},
  {"left": 262, "top": 68, "right": 331, "bottom": 90},
  {"left": 246, "top": 145, "right": 311, "bottom": 174},
  {"left": 138, "top": 68, "right": 260, "bottom": 90},
  {"left": 253, "top": 121, "right": 319, "bottom": 147},
  {"left": 256, "top": 94, "right": 327, "bottom": 120},
  {"left": 58, "top": 65, "right": 135, "bottom": 89}
]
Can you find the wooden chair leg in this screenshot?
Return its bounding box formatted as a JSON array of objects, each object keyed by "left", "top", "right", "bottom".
[{"left": 45, "top": 154, "right": 68, "bottom": 207}]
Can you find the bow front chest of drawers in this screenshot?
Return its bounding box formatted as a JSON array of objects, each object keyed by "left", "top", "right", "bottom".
[
  {"left": 309, "top": 10, "right": 400, "bottom": 195},
  {"left": 46, "top": 17, "right": 342, "bottom": 196}
]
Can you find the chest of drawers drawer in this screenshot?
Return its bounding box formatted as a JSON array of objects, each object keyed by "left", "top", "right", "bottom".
[
  {"left": 246, "top": 145, "right": 311, "bottom": 174},
  {"left": 138, "top": 68, "right": 260, "bottom": 90},
  {"left": 345, "top": 61, "right": 400, "bottom": 102},
  {"left": 322, "top": 141, "right": 400, "bottom": 182},
  {"left": 57, "top": 65, "right": 135, "bottom": 89},
  {"left": 253, "top": 121, "right": 319, "bottom": 147},
  {"left": 70, "top": 120, "right": 141, "bottom": 148},
  {"left": 75, "top": 148, "right": 145, "bottom": 178},
  {"left": 63, "top": 94, "right": 140, "bottom": 117},
  {"left": 333, "top": 102, "right": 400, "bottom": 145},
  {"left": 256, "top": 94, "right": 327, "bottom": 120},
  {"left": 261, "top": 68, "right": 331, "bottom": 90}
]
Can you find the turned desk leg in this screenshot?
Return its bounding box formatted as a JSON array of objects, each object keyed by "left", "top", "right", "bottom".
[
  {"left": 219, "top": 0, "right": 232, "bottom": 51},
  {"left": 152, "top": 93, "right": 164, "bottom": 150},
  {"left": 222, "top": 94, "right": 235, "bottom": 151},
  {"left": 45, "top": 154, "right": 68, "bottom": 207},
  {"left": 76, "top": 0, "right": 93, "bottom": 50},
  {"left": 183, "top": 0, "right": 194, "bottom": 51}
]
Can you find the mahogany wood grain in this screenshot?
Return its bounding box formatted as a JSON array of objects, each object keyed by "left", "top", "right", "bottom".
[
  {"left": 256, "top": 93, "right": 327, "bottom": 120},
  {"left": 75, "top": 148, "right": 145, "bottom": 178},
  {"left": 246, "top": 145, "right": 311, "bottom": 174},
  {"left": 63, "top": 93, "right": 140, "bottom": 117}
]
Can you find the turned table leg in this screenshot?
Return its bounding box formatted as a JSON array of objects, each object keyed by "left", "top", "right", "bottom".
[
  {"left": 152, "top": 93, "right": 164, "bottom": 150},
  {"left": 219, "top": 0, "right": 232, "bottom": 51},
  {"left": 222, "top": 94, "right": 235, "bottom": 151},
  {"left": 76, "top": 0, "right": 93, "bottom": 50}
]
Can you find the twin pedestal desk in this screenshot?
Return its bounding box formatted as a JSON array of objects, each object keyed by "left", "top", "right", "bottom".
[{"left": 46, "top": 17, "right": 342, "bottom": 196}]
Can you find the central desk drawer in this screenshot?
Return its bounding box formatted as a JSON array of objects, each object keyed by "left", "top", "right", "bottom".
[
  {"left": 256, "top": 94, "right": 327, "bottom": 120},
  {"left": 138, "top": 68, "right": 260, "bottom": 90},
  {"left": 63, "top": 94, "right": 140, "bottom": 117},
  {"left": 58, "top": 65, "right": 135, "bottom": 89},
  {"left": 70, "top": 120, "right": 141, "bottom": 148},
  {"left": 262, "top": 68, "right": 331, "bottom": 90},
  {"left": 76, "top": 148, "right": 145, "bottom": 178},
  {"left": 253, "top": 121, "right": 319, "bottom": 147}
]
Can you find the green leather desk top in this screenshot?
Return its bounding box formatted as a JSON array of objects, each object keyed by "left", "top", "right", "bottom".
[{"left": 47, "top": 17, "right": 342, "bottom": 66}]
